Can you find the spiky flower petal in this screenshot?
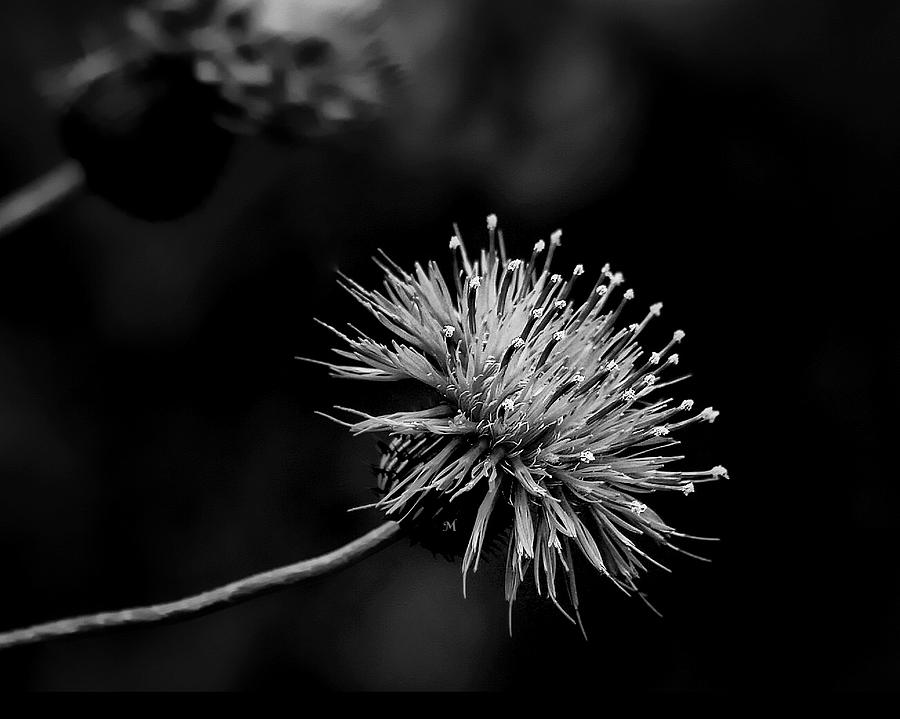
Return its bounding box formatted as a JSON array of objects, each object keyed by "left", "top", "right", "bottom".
[{"left": 310, "top": 217, "right": 725, "bottom": 628}]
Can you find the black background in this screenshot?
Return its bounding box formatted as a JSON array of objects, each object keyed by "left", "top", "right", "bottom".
[{"left": 0, "top": 0, "right": 897, "bottom": 690}]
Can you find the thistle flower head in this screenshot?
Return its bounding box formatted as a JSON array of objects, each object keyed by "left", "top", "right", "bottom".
[{"left": 311, "top": 216, "right": 725, "bottom": 629}]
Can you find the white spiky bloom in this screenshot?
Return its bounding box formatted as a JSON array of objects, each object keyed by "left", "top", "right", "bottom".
[{"left": 310, "top": 216, "right": 726, "bottom": 628}]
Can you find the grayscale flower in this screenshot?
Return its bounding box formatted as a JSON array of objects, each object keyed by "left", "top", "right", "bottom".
[{"left": 308, "top": 216, "right": 727, "bottom": 631}]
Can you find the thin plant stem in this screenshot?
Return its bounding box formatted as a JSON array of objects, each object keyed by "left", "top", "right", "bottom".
[
  {"left": 0, "top": 161, "right": 85, "bottom": 239},
  {"left": 0, "top": 520, "right": 403, "bottom": 651}
]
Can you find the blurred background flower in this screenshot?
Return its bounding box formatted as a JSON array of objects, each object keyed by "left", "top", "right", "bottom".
[{"left": 0, "top": 0, "right": 898, "bottom": 690}]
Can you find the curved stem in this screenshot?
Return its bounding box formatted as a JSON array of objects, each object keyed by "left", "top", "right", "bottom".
[
  {"left": 0, "top": 161, "right": 85, "bottom": 239},
  {"left": 0, "top": 521, "right": 403, "bottom": 651}
]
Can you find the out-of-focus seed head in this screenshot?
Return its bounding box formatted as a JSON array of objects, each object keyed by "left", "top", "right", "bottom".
[
  {"left": 48, "top": 0, "right": 398, "bottom": 218},
  {"left": 131, "top": 0, "right": 397, "bottom": 141}
]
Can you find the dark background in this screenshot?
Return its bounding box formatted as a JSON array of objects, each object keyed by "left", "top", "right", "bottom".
[{"left": 0, "top": 0, "right": 897, "bottom": 690}]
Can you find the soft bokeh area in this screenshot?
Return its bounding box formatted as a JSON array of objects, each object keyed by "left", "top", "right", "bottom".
[{"left": 1, "top": 0, "right": 898, "bottom": 690}]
